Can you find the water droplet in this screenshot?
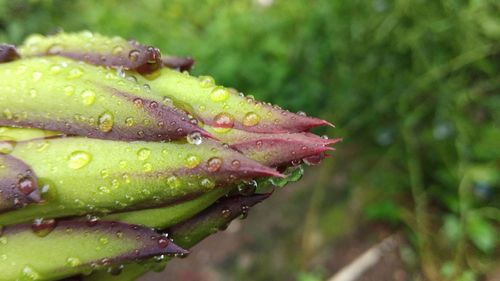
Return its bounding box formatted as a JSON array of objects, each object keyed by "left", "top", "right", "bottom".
[
  {"left": 112, "top": 46, "right": 124, "bottom": 55},
  {"left": 221, "top": 207, "right": 232, "bottom": 218},
  {"left": 207, "top": 157, "right": 222, "bottom": 172},
  {"left": 137, "top": 148, "right": 151, "bottom": 161},
  {"left": 238, "top": 180, "right": 257, "bottom": 196},
  {"left": 0, "top": 141, "right": 15, "bottom": 154},
  {"left": 68, "top": 67, "right": 84, "bottom": 79},
  {"left": 63, "top": 85, "right": 75, "bottom": 96},
  {"left": 67, "top": 151, "right": 92, "bottom": 169},
  {"left": 200, "top": 178, "right": 215, "bottom": 189},
  {"left": 99, "top": 237, "right": 109, "bottom": 245},
  {"left": 158, "top": 237, "right": 170, "bottom": 249},
  {"left": 231, "top": 160, "right": 241, "bottom": 169},
  {"left": 97, "top": 111, "right": 114, "bottom": 132},
  {"left": 49, "top": 64, "right": 63, "bottom": 74},
  {"left": 100, "top": 169, "right": 109, "bottom": 179},
  {"left": 210, "top": 87, "right": 230, "bottom": 102},
  {"left": 86, "top": 215, "right": 100, "bottom": 227},
  {"left": 108, "top": 265, "right": 124, "bottom": 276},
  {"left": 167, "top": 176, "right": 181, "bottom": 189},
  {"left": 66, "top": 257, "right": 82, "bottom": 267},
  {"left": 26, "top": 88, "right": 37, "bottom": 99},
  {"left": 213, "top": 112, "right": 234, "bottom": 133},
  {"left": 186, "top": 131, "right": 203, "bottom": 145},
  {"left": 98, "top": 186, "right": 110, "bottom": 194},
  {"left": 32, "top": 71, "right": 42, "bottom": 82},
  {"left": 297, "top": 111, "right": 307, "bottom": 116},
  {"left": 142, "top": 162, "right": 153, "bottom": 172},
  {"left": 128, "top": 50, "right": 140, "bottom": 62},
  {"left": 31, "top": 218, "right": 57, "bottom": 237},
  {"left": 123, "top": 117, "right": 134, "bottom": 127},
  {"left": 199, "top": 76, "right": 215, "bottom": 88},
  {"left": 48, "top": 44, "right": 63, "bottom": 55},
  {"left": 17, "top": 176, "right": 36, "bottom": 195},
  {"left": 243, "top": 112, "right": 260, "bottom": 127},
  {"left": 185, "top": 155, "right": 200, "bottom": 169},
  {"left": 81, "top": 90, "right": 96, "bottom": 106},
  {"left": 133, "top": 98, "right": 143, "bottom": 108},
  {"left": 22, "top": 266, "right": 40, "bottom": 280}
]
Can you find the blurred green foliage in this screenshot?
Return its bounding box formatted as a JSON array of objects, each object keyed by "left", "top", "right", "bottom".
[{"left": 0, "top": 0, "right": 498, "bottom": 280}]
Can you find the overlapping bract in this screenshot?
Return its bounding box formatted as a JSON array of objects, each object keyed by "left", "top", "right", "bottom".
[{"left": 0, "top": 31, "right": 338, "bottom": 281}]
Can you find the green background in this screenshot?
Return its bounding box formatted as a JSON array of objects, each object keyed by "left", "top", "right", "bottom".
[{"left": 0, "top": 0, "right": 498, "bottom": 280}]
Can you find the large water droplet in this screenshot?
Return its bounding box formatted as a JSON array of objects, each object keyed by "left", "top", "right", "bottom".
[
  {"left": 63, "top": 85, "right": 75, "bottom": 96},
  {"left": 243, "top": 112, "right": 260, "bottom": 127},
  {"left": 66, "top": 257, "right": 82, "bottom": 267},
  {"left": 68, "top": 67, "right": 84, "bottom": 79},
  {"left": 210, "top": 87, "right": 230, "bottom": 102},
  {"left": 81, "top": 90, "right": 96, "bottom": 106},
  {"left": 137, "top": 148, "right": 151, "bottom": 161},
  {"left": 167, "top": 176, "right": 181, "bottom": 189},
  {"left": 221, "top": 207, "right": 232, "bottom": 218},
  {"left": 97, "top": 111, "right": 114, "bottom": 132},
  {"left": 128, "top": 50, "right": 140, "bottom": 62},
  {"left": 31, "top": 218, "right": 57, "bottom": 237},
  {"left": 199, "top": 76, "right": 215, "bottom": 88},
  {"left": 112, "top": 46, "right": 124, "bottom": 55},
  {"left": 185, "top": 155, "right": 200, "bottom": 169},
  {"left": 0, "top": 141, "right": 15, "bottom": 154},
  {"left": 17, "top": 176, "right": 36, "bottom": 195},
  {"left": 186, "top": 131, "right": 203, "bottom": 145},
  {"left": 31, "top": 71, "right": 42, "bottom": 82},
  {"left": 67, "top": 151, "right": 92, "bottom": 169},
  {"left": 200, "top": 178, "right": 215, "bottom": 189},
  {"left": 207, "top": 157, "right": 222, "bottom": 172},
  {"left": 22, "top": 265, "right": 41, "bottom": 280},
  {"left": 213, "top": 112, "right": 234, "bottom": 133}
]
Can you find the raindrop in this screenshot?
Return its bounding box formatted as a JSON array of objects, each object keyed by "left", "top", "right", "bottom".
[
  {"left": 200, "top": 178, "right": 215, "bottom": 189},
  {"left": 68, "top": 67, "right": 84, "bottom": 79},
  {"left": 125, "top": 117, "right": 135, "bottom": 127},
  {"left": 199, "top": 76, "right": 215, "bottom": 88},
  {"left": 48, "top": 44, "right": 63, "bottom": 55},
  {"left": 108, "top": 265, "right": 124, "bottom": 276},
  {"left": 210, "top": 87, "right": 230, "bottom": 102},
  {"left": 112, "top": 46, "right": 124, "bottom": 55},
  {"left": 31, "top": 218, "right": 57, "bottom": 237},
  {"left": 49, "top": 65, "right": 62, "bottom": 74},
  {"left": 221, "top": 207, "right": 232, "bottom": 218},
  {"left": 158, "top": 237, "right": 170, "bottom": 249},
  {"left": 185, "top": 155, "right": 200, "bottom": 169},
  {"left": 22, "top": 266, "right": 41, "bottom": 280},
  {"left": 67, "top": 151, "right": 92, "bottom": 169},
  {"left": 243, "top": 112, "right": 260, "bottom": 127},
  {"left": 186, "top": 131, "right": 203, "bottom": 145},
  {"left": 128, "top": 50, "right": 140, "bottom": 62},
  {"left": 81, "top": 89, "right": 96, "bottom": 106},
  {"left": 167, "top": 176, "right": 181, "bottom": 189},
  {"left": 231, "top": 160, "right": 241, "bottom": 169},
  {"left": 97, "top": 111, "right": 114, "bottom": 132},
  {"left": 207, "top": 157, "right": 222, "bottom": 172},
  {"left": 142, "top": 163, "right": 153, "bottom": 172},
  {"left": 63, "top": 85, "right": 75, "bottom": 96},
  {"left": 66, "top": 257, "right": 82, "bottom": 267},
  {"left": 17, "top": 176, "right": 36, "bottom": 195},
  {"left": 238, "top": 180, "right": 257, "bottom": 196},
  {"left": 213, "top": 112, "right": 235, "bottom": 132},
  {"left": 31, "top": 71, "right": 42, "bottom": 82},
  {"left": 137, "top": 148, "right": 151, "bottom": 161}
]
